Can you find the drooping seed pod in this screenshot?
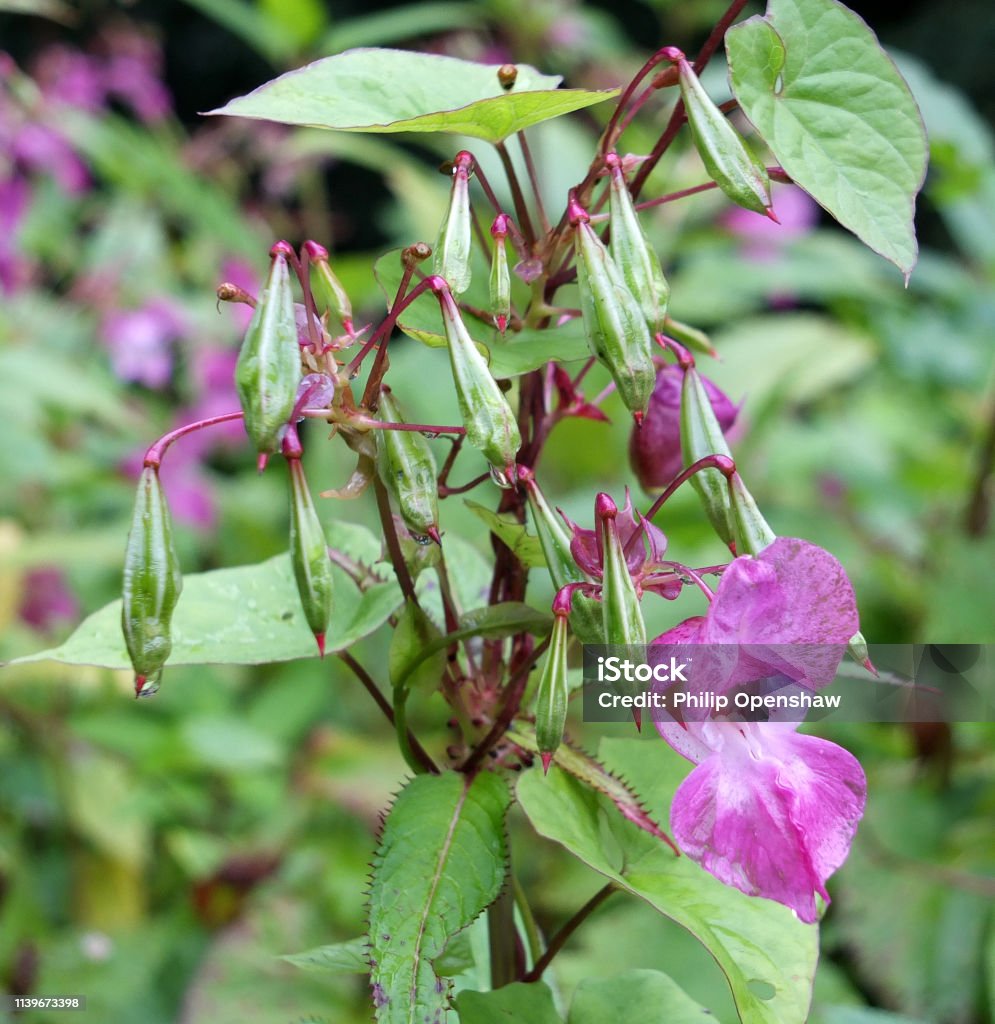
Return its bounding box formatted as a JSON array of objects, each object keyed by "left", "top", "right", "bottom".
[
  {"left": 606, "top": 152, "right": 670, "bottom": 333},
  {"left": 518, "top": 467, "right": 604, "bottom": 644},
  {"left": 727, "top": 470, "right": 776, "bottom": 556},
  {"left": 375, "top": 386, "right": 440, "bottom": 544},
  {"left": 676, "top": 56, "right": 774, "bottom": 217},
  {"left": 434, "top": 151, "right": 473, "bottom": 295},
  {"left": 437, "top": 284, "right": 521, "bottom": 479},
  {"left": 121, "top": 466, "right": 183, "bottom": 697},
  {"left": 535, "top": 608, "right": 570, "bottom": 773},
  {"left": 285, "top": 430, "right": 334, "bottom": 656},
  {"left": 681, "top": 366, "right": 736, "bottom": 547},
  {"left": 489, "top": 214, "right": 511, "bottom": 334},
  {"left": 303, "top": 240, "right": 354, "bottom": 334},
  {"left": 235, "top": 241, "right": 301, "bottom": 462},
  {"left": 569, "top": 192, "right": 655, "bottom": 423},
  {"left": 597, "top": 493, "right": 647, "bottom": 648}
]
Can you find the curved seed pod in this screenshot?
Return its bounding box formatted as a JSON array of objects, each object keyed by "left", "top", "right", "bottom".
[
  {"left": 570, "top": 193, "right": 655, "bottom": 422},
  {"left": 681, "top": 367, "right": 736, "bottom": 547},
  {"left": 375, "top": 386, "right": 440, "bottom": 544},
  {"left": 519, "top": 467, "right": 604, "bottom": 644},
  {"left": 434, "top": 151, "right": 473, "bottom": 294},
  {"left": 727, "top": 470, "right": 776, "bottom": 557},
  {"left": 661, "top": 315, "right": 717, "bottom": 359},
  {"left": 535, "top": 610, "right": 570, "bottom": 773},
  {"left": 303, "top": 239, "right": 354, "bottom": 334},
  {"left": 677, "top": 57, "right": 773, "bottom": 217},
  {"left": 489, "top": 214, "right": 511, "bottom": 333},
  {"left": 286, "top": 436, "right": 334, "bottom": 656},
  {"left": 121, "top": 466, "right": 183, "bottom": 697},
  {"left": 597, "top": 493, "right": 647, "bottom": 648},
  {"left": 235, "top": 241, "right": 301, "bottom": 459},
  {"left": 606, "top": 153, "right": 670, "bottom": 333},
  {"left": 437, "top": 286, "right": 521, "bottom": 476}
]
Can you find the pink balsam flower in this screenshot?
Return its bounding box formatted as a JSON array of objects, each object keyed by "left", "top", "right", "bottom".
[{"left": 653, "top": 537, "right": 866, "bottom": 922}]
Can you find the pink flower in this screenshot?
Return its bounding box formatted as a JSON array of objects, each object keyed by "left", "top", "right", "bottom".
[
  {"left": 652, "top": 537, "right": 865, "bottom": 921},
  {"left": 18, "top": 567, "right": 79, "bottom": 632},
  {"left": 629, "top": 366, "right": 738, "bottom": 492},
  {"left": 101, "top": 298, "right": 185, "bottom": 388}
]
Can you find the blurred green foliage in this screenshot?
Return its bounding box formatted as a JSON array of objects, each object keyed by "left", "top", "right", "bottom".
[{"left": 0, "top": 0, "right": 993, "bottom": 1021}]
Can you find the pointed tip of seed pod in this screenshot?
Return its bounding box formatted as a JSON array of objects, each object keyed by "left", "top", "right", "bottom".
[
  {"left": 566, "top": 190, "right": 589, "bottom": 226},
  {"left": 302, "top": 240, "right": 328, "bottom": 261},
  {"left": 134, "top": 674, "right": 146, "bottom": 698},
  {"left": 595, "top": 492, "right": 618, "bottom": 519},
  {"left": 257, "top": 452, "right": 269, "bottom": 474},
  {"left": 632, "top": 410, "right": 644, "bottom": 428},
  {"left": 540, "top": 752, "right": 554, "bottom": 775},
  {"left": 426, "top": 525, "right": 443, "bottom": 546},
  {"left": 632, "top": 708, "right": 643, "bottom": 732},
  {"left": 764, "top": 206, "right": 781, "bottom": 224},
  {"left": 728, "top": 539, "right": 737, "bottom": 556},
  {"left": 495, "top": 314, "right": 508, "bottom": 334},
  {"left": 862, "top": 656, "right": 879, "bottom": 678},
  {"left": 270, "top": 240, "right": 294, "bottom": 259},
  {"left": 314, "top": 632, "right": 326, "bottom": 658}
]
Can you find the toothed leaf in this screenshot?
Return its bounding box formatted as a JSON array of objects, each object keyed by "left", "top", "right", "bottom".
[{"left": 369, "top": 772, "right": 511, "bottom": 1023}]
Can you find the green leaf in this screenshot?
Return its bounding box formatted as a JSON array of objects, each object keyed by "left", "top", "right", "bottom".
[
  {"left": 568, "top": 969, "right": 713, "bottom": 1024},
  {"left": 456, "top": 982, "right": 562, "bottom": 1023},
  {"left": 516, "top": 738, "right": 818, "bottom": 1024},
  {"left": 458, "top": 602, "right": 553, "bottom": 639},
  {"left": 390, "top": 599, "right": 447, "bottom": 693},
  {"left": 726, "top": 0, "right": 927, "bottom": 276},
  {"left": 369, "top": 772, "right": 511, "bottom": 1024},
  {"left": 465, "top": 500, "right": 546, "bottom": 568},
  {"left": 179, "top": 0, "right": 297, "bottom": 64},
  {"left": 281, "top": 938, "right": 369, "bottom": 974},
  {"left": 321, "top": 3, "right": 485, "bottom": 54},
  {"left": 209, "top": 48, "right": 618, "bottom": 143},
  {"left": 11, "top": 525, "right": 402, "bottom": 669}
]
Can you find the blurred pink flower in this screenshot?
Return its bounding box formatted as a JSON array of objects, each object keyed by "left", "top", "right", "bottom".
[
  {"left": 101, "top": 298, "right": 185, "bottom": 388},
  {"left": 0, "top": 177, "right": 31, "bottom": 292},
  {"left": 18, "top": 567, "right": 80, "bottom": 632},
  {"left": 723, "top": 184, "right": 818, "bottom": 263}
]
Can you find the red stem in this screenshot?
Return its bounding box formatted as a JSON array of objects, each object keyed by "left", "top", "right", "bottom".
[{"left": 143, "top": 411, "right": 244, "bottom": 469}]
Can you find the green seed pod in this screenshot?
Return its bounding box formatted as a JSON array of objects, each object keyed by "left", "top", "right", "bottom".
[
  {"left": 519, "top": 467, "right": 604, "bottom": 644},
  {"left": 569, "top": 193, "right": 655, "bottom": 422},
  {"left": 847, "top": 630, "right": 877, "bottom": 675},
  {"left": 121, "top": 466, "right": 183, "bottom": 697},
  {"left": 489, "top": 214, "right": 511, "bottom": 333},
  {"left": 677, "top": 57, "right": 773, "bottom": 217},
  {"left": 597, "top": 493, "right": 647, "bottom": 648},
  {"left": 606, "top": 153, "right": 670, "bottom": 333},
  {"left": 437, "top": 285, "right": 521, "bottom": 477},
  {"left": 681, "top": 366, "right": 736, "bottom": 547},
  {"left": 434, "top": 151, "right": 473, "bottom": 295},
  {"left": 661, "top": 315, "right": 716, "bottom": 359},
  {"left": 375, "top": 386, "right": 440, "bottom": 544},
  {"left": 535, "top": 611, "right": 570, "bottom": 773},
  {"left": 727, "top": 470, "right": 776, "bottom": 557},
  {"left": 287, "top": 443, "right": 334, "bottom": 656},
  {"left": 303, "top": 239, "right": 354, "bottom": 333},
  {"left": 235, "top": 241, "right": 301, "bottom": 459}
]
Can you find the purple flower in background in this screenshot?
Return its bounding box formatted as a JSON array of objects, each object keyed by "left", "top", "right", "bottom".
[
  {"left": 0, "top": 177, "right": 30, "bottom": 292},
  {"left": 101, "top": 298, "right": 185, "bottom": 388},
  {"left": 18, "top": 567, "right": 80, "bottom": 632},
  {"left": 653, "top": 537, "right": 865, "bottom": 921},
  {"left": 629, "top": 366, "right": 739, "bottom": 492},
  {"left": 723, "top": 184, "right": 818, "bottom": 262}
]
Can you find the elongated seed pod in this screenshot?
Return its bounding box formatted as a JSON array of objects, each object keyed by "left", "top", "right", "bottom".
[
  {"left": 304, "top": 240, "right": 354, "bottom": 332},
  {"left": 606, "top": 153, "right": 670, "bottom": 333},
  {"left": 438, "top": 286, "right": 521, "bottom": 476},
  {"left": 489, "top": 214, "right": 511, "bottom": 333},
  {"left": 434, "top": 151, "right": 473, "bottom": 294},
  {"left": 535, "top": 611, "right": 570, "bottom": 773},
  {"left": 235, "top": 241, "right": 301, "bottom": 458},
  {"left": 287, "top": 447, "right": 334, "bottom": 656},
  {"left": 677, "top": 57, "right": 773, "bottom": 217},
  {"left": 121, "top": 466, "right": 183, "bottom": 697},
  {"left": 727, "top": 471, "right": 776, "bottom": 557},
  {"left": 375, "top": 387, "right": 440, "bottom": 543},
  {"left": 681, "top": 367, "right": 736, "bottom": 547},
  {"left": 570, "top": 193, "right": 655, "bottom": 422},
  {"left": 597, "top": 493, "right": 647, "bottom": 648}
]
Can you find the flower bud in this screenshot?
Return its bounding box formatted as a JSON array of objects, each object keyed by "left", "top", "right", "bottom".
[
  {"left": 121, "top": 466, "right": 183, "bottom": 697},
  {"left": 304, "top": 240, "right": 354, "bottom": 334},
  {"left": 437, "top": 285, "right": 521, "bottom": 476},
  {"left": 570, "top": 193, "right": 655, "bottom": 422},
  {"left": 519, "top": 467, "right": 604, "bottom": 644},
  {"left": 676, "top": 57, "right": 773, "bottom": 217},
  {"left": 535, "top": 610, "right": 570, "bottom": 773},
  {"left": 489, "top": 214, "right": 511, "bottom": 333},
  {"left": 727, "top": 470, "right": 776, "bottom": 556},
  {"left": 286, "top": 437, "right": 334, "bottom": 656},
  {"left": 681, "top": 367, "right": 736, "bottom": 546},
  {"left": 606, "top": 152, "right": 670, "bottom": 333},
  {"left": 434, "top": 151, "right": 473, "bottom": 294},
  {"left": 235, "top": 241, "right": 302, "bottom": 458},
  {"left": 630, "top": 365, "right": 737, "bottom": 492},
  {"left": 597, "top": 493, "right": 647, "bottom": 647},
  {"left": 375, "top": 387, "right": 440, "bottom": 544}
]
